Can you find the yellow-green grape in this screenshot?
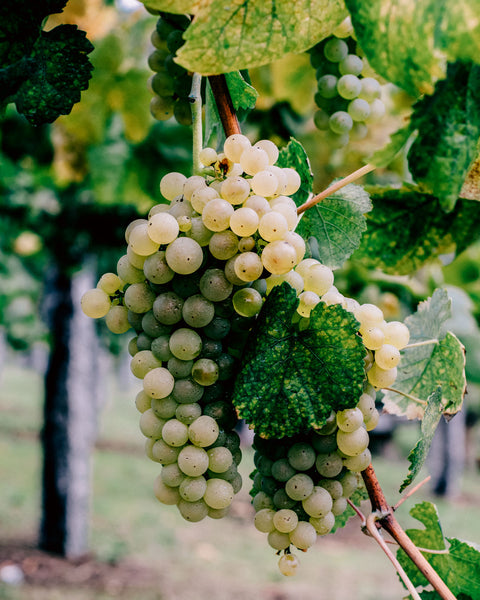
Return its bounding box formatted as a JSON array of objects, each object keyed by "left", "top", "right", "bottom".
[
  {"left": 179, "top": 476, "right": 207, "bottom": 502},
  {"left": 148, "top": 204, "right": 170, "bottom": 218},
  {"left": 177, "top": 445, "right": 209, "bottom": 477},
  {"left": 321, "top": 287, "right": 345, "bottom": 306},
  {"left": 165, "top": 237, "right": 203, "bottom": 275},
  {"left": 153, "top": 475, "right": 181, "bottom": 505},
  {"left": 297, "top": 291, "right": 320, "bottom": 317},
  {"left": 278, "top": 553, "right": 299, "bottom": 577},
  {"left": 143, "top": 366, "right": 175, "bottom": 399},
  {"left": 229, "top": 207, "right": 260, "bottom": 237},
  {"left": 303, "top": 263, "right": 334, "bottom": 296},
  {"left": 126, "top": 246, "right": 146, "bottom": 270},
  {"left": 282, "top": 168, "right": 301, "bottom": 195},
  {"left": 143, "top": 251, "right": 175, "bottom": 285},
  {"left": 233, "top": 288, "right": 263, "bottom": 317},
  {"left": 168, "top": 197, "right": 194, "bottom": 220},
  {"left": 220, "top": 176, "right": 251, "bottom": 205},
  {"left": 244, "top": 195, "right": 271, "bottom": 218},
  {"left": 190, "top": 186, "right": 219, "bottom": 214},
  {"left": 367, "top": 363, "right": 398, "bottom": 389},
  {"left": 282, "top": 270, "right": 304, "bottom": 294},
  {"left": 343, "top": 449, "right": 371, "bottom": 472},
  {"left": 273, "top": 509, "right": 298, "bottom": 533},
  {"left": 161, "top": 418, "right": 188, "bottom": 447},
  {"left": 169, "top": 327, "right": 202, "bottom": 361},
  {"left": 357, "top": 392, "right": 376, "bottom": 419},
  {"left": 382, "top": 321, "right": 410, "bottom": 349},
  {"left": 160, "top": 172, "right": 187, "bottom": 201},
  {"left": 285, "top": 473, "right": 314, "bottom": 501},
  {"left": 135, "top": 390, "right": 151, "bottom": 413},
  {"left": 315, "top": 452, "right": 343, "bottom": 477},
  {"left": 251, "top": 170, "right": 279, "bottom": 197},
  {"left": 223, "top": 134, "right": 251, "bottom": 163},
  {"left": 258, "top": 211, "right": 289, "bottom": 242},
  {"left": 337, "top": 427, "right": 369, "bottom": 456},
  {"left": 207, "top": 446, "right": 233, "bottom": 473},
  {"left": 150, "top": 439, "right": 181, "bottom": 465},
  {"left": 238, "top": 236, "right": 256, "bottom": 252},
  {"left": 310, "top": 511, "right": 335, "bottom": 535},
  {"left": 234, "top": 251, "right": 263, "bottom": 283},
  {"left": 97, "top": 272, "right": 123, "bottom": 295},
  {"left": 183, "top": 175, "right": 206, "bottom": 201},
  {"left": 361, "top": 326, "right": 385, "bottom": 350},
  {"left": 147, "top": 213, "right": 179, "bottom": 244},
  {"left": 200, "top": 268, "right": 233, "bottom": 301},
  {"left": 240, "top": 146, "right": 270, "bottom": 175},
  {"left": 199, "top": 147, "right": 218, "bottom": 166},
  {"left": 125, "top": 218, "right": 148, "bottom": 243},
  {"left": 161, "top": 463, "right": 185, "bottom": 488},
  {"left": 289, "top": 521, "right": 317, "bottom": 550},
  {"left": 192, "top": 358, "right": 219, "bottom": 386},
  {"left": 332, "top": 497, "right": 348, "bottom": 516},
  {"left": 124, "top": 283, "right": 156, "bottom": 313},
  {"left": 364, "top": 408, "right": 380, "bottom": 431},
  {"left": 188, "top": 415, "right": 219, "bottom": 447},
  {"left": 117, "top": 255, "right": 145, "bottom": 284},
  {"left": 209, "top": 230, "right": 239, "bottom": 260},
  {"left": 254, "top": 508, "right": 276, "bottom": 533},
  {"left": 375, "top": 343, "right": 401, "bottom": 369},
  {"left": 202, "top": 198, "right": 235, "bottom": 232},
  {"left": 139, "top": 408, "right": 166, "bottom": 438},
  {"left": 295, "top": 258, "right": 319, "bottom": 278},
  {"left": 177, "top": 499, "right": 209, "bottom": 522},
  {"left": 354, "top": 303, "right": 384, "bottom": 328},
  {"left": 81, "top": 288, "right": 111, "bottom": 318},
  {"left": 262, "top": 241, "right": 298, "bottom": 275},
  {"left": 224, "top": 256, "right": 247, "bottom": 286},
  {"left": 203, "top": 479, "right": 234, "bottom": 509},
  {"left": 105, "top": 305, "right": 130, "bottom": 334},
  {"left": 130, "top": 350, "right": 162, "bottom": 378},
  {"left": 302, "top": 486, "right": 333, "bottom": 518},
  {"left": 267, "top": 530, "right": 291, "bottom": 551},
  {"left": 336, "top": 407, "right": 364, "bottom": 432},
  {"left": 150, "top": 96, "right": 175, "bottom": 121},
  {"left": 186, "top": 217, "right": 214, "bottom": 246},
  {"left": 129, "top": 223, "right": 160, "bottom": 256}
]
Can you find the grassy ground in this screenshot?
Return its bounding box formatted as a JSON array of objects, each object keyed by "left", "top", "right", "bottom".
[{"left": 1, "top": 360, "right": 479, "bottom": 600}]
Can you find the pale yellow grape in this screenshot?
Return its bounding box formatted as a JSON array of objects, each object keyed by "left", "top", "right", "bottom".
[
  {"left": 183, "top": 175, "right": 206, "bottom": 201},
  {"left": 345, "top": 297, "right": 360, "bottom": 314},
  {"left": 240, "top": 146, "right": 269, "bottom": 175},
  {"left": 208, "top": 507, "right": 230, "bottom": 519},
  {"left": 143, "top": 366, "right": 175, "bottom": 399},
  {"left": 367, "top": 364, "right": 398, "bottom": 389},
  {"left": 298, "top": 291, "right": 320, "bottom": 317},
  {"left": 161, "top": 463, "right": 185, "bottom": 488},
  {"left": 135, "top": 390, "right": 151, "bottom": 413},
  {"left": 253, "top": 139, "right": 279, "bottom": 164},
  {"left": 224, "top": 256, "right": 247, "bottom": 286},
  {"left": 375, "top": 343, "right": 401, "bottom": 369},
  {"left": 321, "top": 288, "right": 345, "bottom": 306},
  {"left": 162, "top": 418, "right": 189, "bottom": 447},
  {"left": 270, "top": 195, "right": 297, "bottom": 211},
  {"left": 129, "top": 224, "right": 160, "bottom": 256},
  {"left": 126, "top": 246, "right": 146, "bottom": 270},
  {"left": 295, "top": 258, "right": 319, "bottom": 278},
  {"left": 148, "top": 204, "right": 170, "bottom": 218},
  {"left": 117, "top": 255, "right": 145, "bottom": 284},
  {"left": 153, "top": 475, "right": 181, "bottom": 505},
  {"left": 147, "top": 212, "right": 179, "bottom": 244},
  {"left": 160, "top": 172, "right": 187, "bottom": 201},
  {"left": 343, "top": 449, "right": 371, "bottom": 471},
  {"left": 289, "top": 521, "right": 317, "bottom": 550},
  {"left": 278, "top": 553, "right": 299, "bottom": 577},
  {"left": 282, "top": 270, "right": 304, "bottom": 294},
  {"left": 302, "top": 486, "right": 333, "bottom": 518},
  {"left": 337, "top": 427, "right": 369, "bottom": 456},
  {"left": 267, "top": 530, "right": 291, "bottom": 550},
  {"left": 177, "top": 499, "right": 209, "bottom": 522},
  {"left": 229, "top": 207, "right": 260, "bottom": 237},
  {"left": 188, "top": 415, "right": 219, "bottom": 447},
  {"left": 332, "top": 497, "right": 348, "bottom": 516},
  {"left": 190, "top": 186, "right": 219, "bottom": 214},
  {"left": 202, "top": 198, "right": 234, "bottom": 232},
  {"left": 169, "top": 328, "right": 202, "bottom": 361},
  {"left": 303, "top": 264, "right": 334, "bottom": 296},
  {"left": 366, "top": 98, "right": 386, "bottom": 122},
  {"left": 125, "top": 218, "right": 148, "bottom": 243},
  {"left": 203, "top": 479, "right": 234, "bottom": 509},
  {"left": 283, "top": 232, "right": 306, "bottom": 263},
  {"left": 220, "top": 176, "right": 250, "bottom": 205},
  {"left": 382, "top": 321, "right": 410, "bottom": 349},
  {"left": 209, "top": 179, "right": 223, "bottom": 194},
  {"left": 251, "top": 170, "right": 279, "bottom": 197},
  {"left": 177, "top": 217, "right": 193, "bottom": 233},
  {"left": 178, "top": 445, "right": 209, "bottom": 476},
  {"left": 150, "top": 439, "right": 181, "bottom": 465},
  {"left": 266, "top": 165, "right": 287, "bottom": 194},
  {"left": 97, "top": 272, "right": 123, "bottom": 295},
  {"left": 283, "top": 168, "right": 301, "bottom": 195},
  {"left": 199, "top": 147, "right": 217, "bottom": 166},
  {"left": 261, "top": 241, "right": 298, "bottom": 274},
  {"left": 310, "top": 511, "right": 335, "bottom": 535},
  {"left": 238, "top": 236, "right": 256, "bottom": 252},
  {"left": 273, "top": 509, "right": 298, "bottom": 533},
  {"left": 361, "top": 326, "right": 385, "bottom": 350},
  {"left": 143, "top": 251, "right": 175, "bottom": 284},
  {"left": 254, "top": 508, "right": 276, "bottom": 533},
  {"left": 81, "top": 288, "right": 111, "bottom": 318},
  {"left": 179, "top": 476, "right": 207, "bottom": 502},
  {"left": 357, "top": 393, "right": 376, "bottom": 418},
  {"left": 272, "top": 204, "right": 298, "bottom": 230},
  {"left": 223, "top": 134, "right": 251, "bottom": 162},
  {"left": 258, "top": 211, "right": 289, "bottom": 241},
  {"left": 124, "top": 282, "right": 156, "bottom": 313},
  {"left": 265, "top": 274, "right": 285, "bottom": 294},
  {"left": 244, "top": 195, "right": 271, "bottom": 217},
  {"left": 336, "top": 407, "right": 364, "bottom": 432},
  {"left": 209, "top": 230, "right": 239, "bottom": 260},
  {"left": 186, "top": 217, "right": 214, "bottom": 246},
  {"left": 105, "top": 305, "right": 130, "bottom": 334},
  {"left": 139, "top": 408, "right": 165, "bottom": 438},
  {"left": 207, "top": 446, "right": 233, "bottom": 473},
  {"left": 365, "top": 408, "right": 380, "bottom": 431},
  {"left": 354, "top": 303, "right": 384, "bottom": 327},
  {"left": 168, "top": 196, "right": 194, "bottom": 219},
  {"left": 233, "top": 252, "right": 263, "bottom": 282},
  {"left": 130, "top": 350, "right": 162, "bottom": 378},
  {"left": 165, "top": 237, "right": 203, "bottom": 275}
]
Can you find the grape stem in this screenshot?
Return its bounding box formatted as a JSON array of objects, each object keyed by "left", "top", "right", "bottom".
[
  {"left": 383, "top": 387, "right": 428, "bottom": 406},
  {"left": 208, "top": 75, "right": 456, "bottom": 600},
  {"left": 296, "top": 163, "right": 376, "bottom": 215},
  {"left": 189, "top": 73, "right": 203, "bottom": 175},
  {"left": 393, "top": 475, "right": 431, "bottom": 511},
  {"left": 404, "top": 339, "right": 439, "bottom": 348}
]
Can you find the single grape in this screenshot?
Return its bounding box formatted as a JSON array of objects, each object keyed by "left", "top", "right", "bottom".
[
  {"left": 329, "top": 111, "right": 353, "bottom": 134},
  {"left": 323, "top": 38, "right": 348, "bottom": 62}
]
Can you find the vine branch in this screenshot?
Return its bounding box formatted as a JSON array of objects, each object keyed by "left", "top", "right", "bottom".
[{"left": 209, "top": 75, "right": 456, "bottom": 600}]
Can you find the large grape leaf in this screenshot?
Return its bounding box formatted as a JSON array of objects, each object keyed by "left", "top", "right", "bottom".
[
  {"left": 232, "top": 283, "right": 366, "bottom": 439},
  {"left": 345, "top": 0, "right": 480, "bottom": 97},
  {"left": 399, "top": 387, "right": 446, "bottom": 493},
  {"left": 397, "top": 502, "right": 480, "bottom": 598},
  {"left": 296, "top": 184, "right": 372, "bottom": 270},
  {"left": 277, "top": 138, "right": 314, "bottom": 209},
  {"left": 352, "top": 187, "right": 480, "bottom": 275},
  {"left": 368, "top": 124, "right": 415, "bottom": 169},
  {"left": 407, "top": 62, "right": 480, "bottom": 212},
  {"left": 175, "top": 0, "right": 347, "bottom": 75},
  {"left": 382, "top": 290, "right": 466, "bottom": 420}
]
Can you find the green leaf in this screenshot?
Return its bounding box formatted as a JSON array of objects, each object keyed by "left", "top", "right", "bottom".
[
  {"left": 345, "top": 0, "right": 480, "bottom": 96},
  {"left": 139, "top": 0, "right": 203, "bottom": 14},
  {"left": 368, "top": 124, "right": 414, "bottom": 169},
  {"left": 397, "top": 502, "right": 480, "bottom": 598},
  {"left": 382, "top": 290, "right": 466, "bottom": 419},
  {"left": 224, "top": 71, "right": 258, "bottom": 112},
  {"left": 232, "top": 283, "right": 366, "bottom": 439},
  {"left": 175, "top": 0, "right": 347, "bottom": 75},
  {"left": 408, "top": 62, "right": 480, "bottom": 212},
  {"left": 296, "top": 184, "right": 372, "bottom": 269},
  {"left": 276, "top": 138, "right": 314, "bottom": 208},
  {"left": 13, "top": 25, "right": 94, "bottom": 126},
  {"left": 353, "top": 187, "right": 480, "bottom": 275},
  {"left": 399, "top": 387, "right": 446, "bottom": 493},
  {"left": 204, "top": 80, "right": 222, "bottom": 147}
]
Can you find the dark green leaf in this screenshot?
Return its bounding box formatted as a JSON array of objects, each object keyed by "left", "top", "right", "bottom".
[
  {"left": 408, "top": 62, "right": 480, "bottom": 212},
  {"left": 225, "top": 71, "right": 258, "bottom": 112},
  {"left": 383, "top": 290, "right": 466, "bottom": 419},
  {"left": 397, "top": 502, "right": 480, "bottom": 598},
  {"left": 353, "top": 187, "right": 480, "bottom": 275},
  {"left": 276, "top": 138, "right": 314, "bottom": 208},
  {"left": 399, "top": 387, "right": 446, "bottom": 493},
  {"left": 296, "top": 183, "right": 372, "bottom": 269},
  {"left": 232, "top": 283, "right": 366, "bottom": 439},
  {"left": 13, "top": 25, "right": 94, "bottom": 125},
  {"left": 175, "top": 0, "right": 347, "bottom": 74},
  {"left": 346, "top": 0, "right": 480, "bottom": 96}
]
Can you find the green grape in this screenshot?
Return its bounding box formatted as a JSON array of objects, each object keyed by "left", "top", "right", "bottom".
[
  {"left": 182, "top": 294, "right": 215, "bottom": 328},
  {"left": 151, "top": 335, "right": 173, "bottom": 361},
  {"left": 254, "top": 508, "right": 276, "bottom": 533},
  {"left": 135, "top": 390, "right": 151, "bottom": 413},
  {"left": 130, "top": 350, "right": 162, "bottom": 379},
  {"left": 317, "top": 74, "right": 339, "bottom": 98},
  {"left": 177, "top": 499, "right": 209, "bottom": 522},
  {"left": 136, "top": 332, "right": 152, "bottom": 351},
  {"left": 329, "top": 111, "right": 353, "bottom": 134},
  {"left": 232, "top": 288, "right": 263, "bottom": 318},
  {"left": 273, "top": 509, "right": 299, "bottom": 533},
  {"left": 339, "top": 54, "right": 363, "bottom": 75},
  {"left": 172, "top": 377, "right": 204, "bottom": 404},
  {"left": 151, "top": 396, "right": 178, "bottom": 419},
  {"left": 174, "top": 99, "right": 193, "bottom": 126},
  {"left": 169, "top": 328, "right": 203, "bottom": 361},
  {"left": 348, "top": 98, "right": 371, "bottom": 121},
  {"left": 105, "top": 306, "right": 130, "bottom": 334},
  {"left": 315, "top": 452, "right": 343, "bottom": 477},
  {"left": 203, "top": 478, "right": 234, "bottom": 509},
  {"left": 207, "top": 446, "right": 233, "bottom": 473},
  {"left": 179, "top": 476, "right": 207, "bottom": 502},
  {"left": 153, "top": 291, "right": 184, "bottom": 325},
  {"left": 124, "top": 283, "right": 156, "bottom": 314},
  {"left": 343, "top": 448, "right": 371, "bottom": 471},
  {"left": 336, "top": 428, "right": 369, "bottom": 456},
  {"left": 161, "top": 463, "right": 185, "bottom": 488},
  {"left": 165, "top": 237, "right": 204, "bottom": 275},
  {"left": 285, "top": 473, "right": 314, "bottom": 501},
  {"left": 289, "top": 521, "right": 317, "bottom": 550},
  {"left": 143, "top": 366, "right": 175, "bottom": 399},
  {"left": 310, "top": 511, "right": 335, "bottom": 535},
  {"left": 273, "top": 488, "right": 296, "bottom": 509},
  {"left": 314, "top": 109, "right": 330, "bottom": 130},
  {"left": 336, "top": 407, "right": 364, "bottom": 432},
  {"left": 175, "top": 402, "right": 202, "bottom": 425},
  {"left": 150, "top": 95, "right": 175, "bottom": 121},
  {"left": 332, "top": 497, "right": 348, "bottom": 516},
  {"left": 81, "top": 288, "right": 111, "bottom": 319},
  {"left": 287, "top": 443, "right": 316, "bottom": 471},
  {"left": 200, "top": 269, "right": 233, "bottom": 302},
  {"left": 153, "top": 475, "right": 181, "bottom": 505},
  {"left": 167, "top": 357, "right": 193, "bottom": 378},
  {"left": 139, "top": 408, "right": 165, "bottom": 439},
  {"left": 267, "top": 530, "right": 291, "bottom": 551},
  {"left": 188, "top": 415, "right": 219, "bottom": 447},
  {"left": 191, "top": 358, "right": 219, "bottom": 386},
  {"left": 323, "top": 38, "right": 349, "bottom": 62},
  {"left": 208, "top": 230, "right": 239, "bottom": 261},
  {"left": 178, "top": 445, "right": 209, "bottom": 476},
  {"left": 151, "top": 439, "right": 181, "bottom": 465},
  {"left": 337, "top": 74, "right": 362, "bottom": 99}
]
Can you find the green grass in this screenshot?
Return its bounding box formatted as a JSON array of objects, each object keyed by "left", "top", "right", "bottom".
[{"left": 1, "top": 361, "right": 479, "bottom": 600}]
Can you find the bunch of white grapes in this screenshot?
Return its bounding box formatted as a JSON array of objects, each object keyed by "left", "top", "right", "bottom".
[
  {"left": 309, "top": 18, "right": 385, "bottom": 147},
  {"left": 80, "top": 133, "right": 306, "bottom": 521}
]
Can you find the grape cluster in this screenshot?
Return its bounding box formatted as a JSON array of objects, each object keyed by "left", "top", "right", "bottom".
[
  {"left": 147, "top": 13, "right": 194, "bottom": 125},
  {"left": 81, "top": 134, "right": 306, "bottom": 521},
  {"left": 308, "top": 19, "right": 385, "bottom": 147}
]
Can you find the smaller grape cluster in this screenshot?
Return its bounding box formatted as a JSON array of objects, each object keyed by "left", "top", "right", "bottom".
[
  {"left": 308, "top": 19, "right": 385, "bottom": 147},
  {"left": 147, "top": 12, "right": 194, "bottom": 125}
]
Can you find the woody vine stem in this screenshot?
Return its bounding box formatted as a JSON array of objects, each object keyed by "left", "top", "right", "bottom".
[{"left": 206, "top": 73, "right": 456, "bottom": 600}]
